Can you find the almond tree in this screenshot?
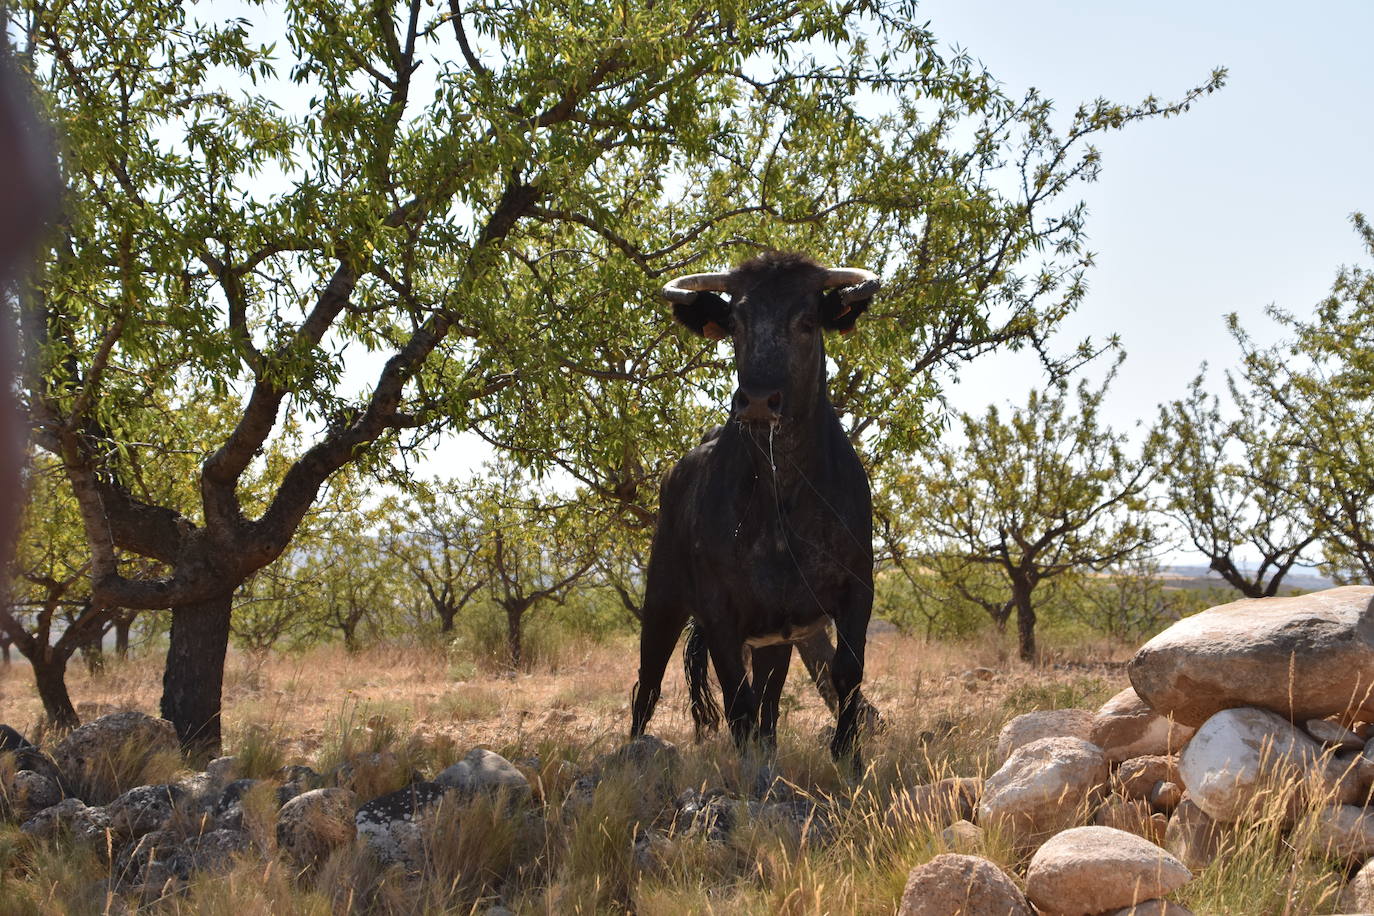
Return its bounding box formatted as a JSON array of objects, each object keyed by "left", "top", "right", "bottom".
[{"left": 911, "top": 368, "right": 1157, "bottom": 661}]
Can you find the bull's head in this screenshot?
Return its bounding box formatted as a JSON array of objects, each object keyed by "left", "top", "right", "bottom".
[{"left": 660, "top": 253, "right": 880, "bottom": 427}]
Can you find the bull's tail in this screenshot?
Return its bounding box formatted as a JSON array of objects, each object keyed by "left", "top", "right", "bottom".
[{"left": 684, "top": 620, "right": 721, "bottom": 740}]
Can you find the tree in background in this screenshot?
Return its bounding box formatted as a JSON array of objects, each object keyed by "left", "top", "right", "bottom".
[
  {"left": 1152, "top": 371, "right": 1316, "bottom": 597},
  {"left": 385, "top": 484, "right": 486, "bottom": 635},
  {"left": 7, "top": 0, "right": 1222, "bottom": 753},
  {"left": 467, "top": 470, "right": 600, "bottom": 669},
  {"left": 909, "top": 368, "right": 1157, "bottom": 661},
  {"left": 1232, "top": 215, "right": 1374, "bottom": 584}
]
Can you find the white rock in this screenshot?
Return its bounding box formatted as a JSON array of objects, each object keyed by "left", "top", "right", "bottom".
[
  {"left": 978, "top": 737, "right": 1108, "bottom": 846},
  {"left": 1025, "top": 826, "right": 1192, "bottom": 916},
  {"left": 996, "top": 709, "right": 1095, "bottom": 763},
  {"left": 1177, "top": 707, "right": 1326, "bottom": 823},
  {"left": 1338, "top": 856, "right": 1374, "bottom": 913}
]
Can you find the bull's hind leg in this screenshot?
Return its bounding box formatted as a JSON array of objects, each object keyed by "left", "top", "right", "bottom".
[
  {"left": 630, "top": 600, "right": 688, "bottom": 738},
  {"left": 750, "top": 643, "right": 792, "bottom": 752}
]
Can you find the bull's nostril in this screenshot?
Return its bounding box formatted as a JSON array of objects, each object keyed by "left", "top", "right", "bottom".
[{"left": 767, "top": 392, "right": 781, "bottom": 410}]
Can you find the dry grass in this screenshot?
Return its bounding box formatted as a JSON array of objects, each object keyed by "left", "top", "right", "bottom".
[{"left": 4, "top": 629, "right": 1352, "bottom": 914}]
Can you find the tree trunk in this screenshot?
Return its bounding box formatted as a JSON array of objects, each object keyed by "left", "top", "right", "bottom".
[
  {"left": 80, "top": 639, "right": 105, "bottom": 675},
  {"left": 1, "top": 640, "right": 10, "bottom": 665},
  {"left": 1012, "top": 578, "right": 1036, "bottom": 663},
  {"left": 505, "top": 602, "right": 523, "bottom": 669},
  {"left": 31, "top": 650, "right": 79, "bottom": 730},
  {"left": 161, "top": 593, "right": 232, "bottom": 759},
  {"left": 438, "top": 607, "right": 455, "bottom": 633},
  {"left": 115, "top": 615, "right": 131, "bottom": 658}
]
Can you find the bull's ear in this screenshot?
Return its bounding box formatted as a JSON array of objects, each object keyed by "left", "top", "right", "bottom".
[
  {"left": 820, "top": 289, "right": 872, "bottom": 334},
  {"left": 672, "top": 291, "right": 733, "bottom": 340}
]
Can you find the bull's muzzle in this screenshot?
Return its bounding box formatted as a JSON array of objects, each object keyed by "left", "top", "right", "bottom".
[{"left": 733, "top": 387, "right": 782, "bottom": 425}]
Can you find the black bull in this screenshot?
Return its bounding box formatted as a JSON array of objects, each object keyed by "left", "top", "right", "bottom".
[{"left": 629, "top": 252, "right": 880, "bottom": 767}]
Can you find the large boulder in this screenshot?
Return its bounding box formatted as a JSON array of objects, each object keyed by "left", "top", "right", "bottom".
[
  {"left": 1177, "top": 707, "right": 1333, "bottom": 823},
  {"left": 51, "top": 712, "right": 179, "bottom": 804},
  {"left": 977, "top": 737, "right": 1108, "bottom": 846},
  {"left": 355, "top": 781, "right": 448, "bottom": 868},
  {"left": 4, "top": 769, "right": 63, "bottom": 821},
  {"left": 1091, "top": 688, "right": 1195, "bottom": 763},
  {"left": 20, "top": 797, "right": 112, "bottom": 848},
  {"left": 1025, "top": 826, "right": 1192, "bottom": 916},
  {"left": 1338, "top": 856, "right": 1374, "bottom": 913},
  {"left": 995, "top": 709, "right": 1096, "bottom": 763},
  {"left": 1128, "top": 586, "right": 1374, "bottom": 727},
  {"left": 1307, "top": 805, "right": 1374, "bottom": 863},
  {"left": 897, "top": 853, "right": 1033, "bottom": 916},
  {"left": 1164, "top": 798, "right": 1222, "bottom": 872},
  {"left": 105, "top": 784, "right": 186, "bottom": 843}
]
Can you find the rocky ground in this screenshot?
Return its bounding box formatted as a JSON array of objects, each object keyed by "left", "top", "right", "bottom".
[{"left": 7, "top": 590, "right": 1374, "bottom": 913}]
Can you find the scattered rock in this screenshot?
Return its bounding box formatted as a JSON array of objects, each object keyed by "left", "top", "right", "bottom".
[
  {"left": 1164, "top": 798, "right": 1222, "bottom": 872},
  {"left": 995, "top": 709, "right": 1095, "bottom": 763},
  {"left": 1307, "top": 805, "right": 1374, "bottom": 863},
  {"left": 1025, "top": 826, "right": 1192, "bottom": 916},
  {"left": 1115, "top": 756, "right": 1180, "bottom": 801},
  {"left": 332, "top": 751, "right": 414, "bottom": 803},
  {"left": 897, "top": 853, "right": 1033, "bottom": 916},
  {"left": 941, "top": 819, "right": 984, "bottom": 853},
  {"left": 605, "top": 734, "right": 679, "bottom": 769},
  {"left": 186, "top": 828, "right": 251, "bottom": 873},
  {"left": 435, "top": 748, "right": 531, "bottom": 803},
  {"left": 1128, "top": 586, "right": 1374, "bottom": 727},
  {"left": 1177, "top": 707, "right": 1327, "bottom": 823},
  {"left": 105, "top": 784, "right": 186, "bottom": 842},
  {"left": 632, "top": 829, "right": 674, "bottom": 873},
  {"left": 0, "top": 724, "right": 34, "bottom": 752},
  {"left": 52, "top": 712, "right": 179, "bottom": 804},
  {"left": 1094, "top": 797, "right": 1167, "bottom": 844},
  {"left": 1091, "top": 688, "right": 1195, "bottom": 763},
  {"left": 276, "top": 787, "right": 357, "bottom": 868},
  {"left": 6, "top": 769, "right": 63, "bottom": 821},
  {"left": 978, "top": 737, "right": 1108, "bottom": 846},
  {"left": 212, "top": 778, "right": 265, "bottom": 831},
  {"left": 275, "top": 764, "right": 323, "bottom": 806},
  {"left": 115, "top": 828, "right": 192, "bottom": 892},
  {"left": 1150, "top": 781, "right": 1183, "bottom": 814},
  {"left": 20, "top": 797, "right": 112, "bottom": 847},
  {"left": 1307, "top": 718, "right": 1365, "bottom": 751},
  {"left": 1338, "top": 856, "right": 1374, "bottom": 913},
  {"left": 204, "top": 756, "right": 240, "bottom": 788},
  {"left": 1103, "top": 902, "right": 1195, "bottom": 916},
  {"left": 355, "top": 781, "right": 448, "bottom": 867},
  {"left": 892, "top": 777, "right": 981, "bottom": 827}
]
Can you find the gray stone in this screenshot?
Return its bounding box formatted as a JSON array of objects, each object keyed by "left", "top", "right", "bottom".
[
  {"left": 1025, "top": 826, "right": 1192, "bottom": 916},
  {"left": 1307, "top": 718, "right": 1365, "bottom": 751},
  {"left": 52, "top": 712, "right": 179, "bottom": 804},
  {"left": 105, "top": 784, "right": 186, "bottom": 841},
  {"left": 1103, "top": 902, "right": 1195, "bottom": 916},
  {"left": 20, "top": 797, "right": 112, "bottom": 847},
  {"left": 1164, "top": 798, "right": 1222, "bottom": 872},
  {"left": 276, "top": 787, "right": 356, "bottom": 869},
  {"left": 204, "top": 756, "right": 240, "bottom": 788},
  {"left": 1178, "top": 707, "right": 1327, "bottom": 823},
  {"left": 7, "top": 769, "right": 62, "bottom": 821},
  {"left": 1128, "top": 586, "right": 1374, "bottom": 727},
  {"left": 1338, "top": 856, "right": 1374, "bottom": 913},
  {"left": 1308, "top": 805, "right": 1374, "bottom": 863},
  {"left": 355, "top": 781, "right": 448, "bottom": 868},
  {"left": 435, "top": 748, "right": 531, "bottom": 802},
  {"left": 1150, "top": 781, "right": 1184, "bottom": 813},
  {"left": 941, "top": 819, "right": 984, "bottom": 853},
  {"left": 1115, "top": 756, "right": 1180, "bottom": 801},
  {"left": 0, "top": 724, "right": 33, "bottom": 751}
]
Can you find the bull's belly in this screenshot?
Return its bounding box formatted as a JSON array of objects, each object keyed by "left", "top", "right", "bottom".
[{"left": 743, "top": 617, "right": 829, "bottom": 649}]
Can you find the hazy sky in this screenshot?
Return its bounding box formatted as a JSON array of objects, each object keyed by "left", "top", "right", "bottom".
[{"left": 916, "top": 0, "right": 1374, "bottom": 427}]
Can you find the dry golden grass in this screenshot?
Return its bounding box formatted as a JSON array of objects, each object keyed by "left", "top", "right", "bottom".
[{"left": 5, "top": 629, "right": 1352, "bottom": 914}]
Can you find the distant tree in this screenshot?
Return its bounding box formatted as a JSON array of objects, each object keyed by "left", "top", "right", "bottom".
[
  {"left": 1152, "top": 371, "right": 1316, "bottom": 597},
  {"left": 910, "top": 369, "right": 1157, "bottom": 661},
  {"left": 385, "top": 485, "right": 486, "bottom": 635},
  {"left": 1063, "top": 559, "right": 1195, "bottom": 641},
  {"left": 1227, "top": 215, "right": 1374, "bottom": 583},
  {"left": 468, "top": 471, "right": 599, "bottom": 668}
]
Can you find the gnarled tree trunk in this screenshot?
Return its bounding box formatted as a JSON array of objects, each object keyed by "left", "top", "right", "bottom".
[
  {"left": 161, "top": 593, "right": 232, "bottom": 759},
  {"left": 32, "top": 650, "right": 79, "bottom": 730}
]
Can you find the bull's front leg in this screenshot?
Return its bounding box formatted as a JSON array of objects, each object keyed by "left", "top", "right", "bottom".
[
  {"left": 702, "top": 627, "right": 756, "bottom": 751},
  {"left": 829, "top": 584, "right": 871, "bottom": 774}
]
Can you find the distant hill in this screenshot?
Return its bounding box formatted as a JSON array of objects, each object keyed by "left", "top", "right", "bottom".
[{"left": 1161, "top": 565, "right": 1336, "bottom": 594}]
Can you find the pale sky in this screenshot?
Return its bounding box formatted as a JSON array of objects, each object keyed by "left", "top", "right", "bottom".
[{"left": 918, "top": 0, "right": 1374, "bottom": 427}]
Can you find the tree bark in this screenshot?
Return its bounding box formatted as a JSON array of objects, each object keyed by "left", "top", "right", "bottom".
[
  {"left": 1, "top": 639, "right": 10, "bottom": 665},
  {"left": 31, "top": 651, "right": 79, "bottom": 730},
  {"left": 161, "top": 593, "right": 232, "bottom": 759},
  {"left": 438, "top": 607, "right": 456, "bottom": 633},
  {"left": 1012, "top": 578, "right": 1037, "bottom": 663},
  {"left": 115, "top": 614, "right": 131, "bottom": 658},
  {"left": 505, "top": 602, "right": 524, "bottom": 669}
]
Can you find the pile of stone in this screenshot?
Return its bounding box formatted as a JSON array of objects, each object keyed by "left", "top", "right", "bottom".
[
  {"left": 0, "top": 711, "right": 538, "bottom": 898},
  {"left": 897, "top": 584, "right": 1374, "bottom": 915}
]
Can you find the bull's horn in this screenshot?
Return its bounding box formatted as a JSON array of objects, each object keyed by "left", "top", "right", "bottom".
[
  {"left": 823, "top": 267, "right": 881, "bottom": 303},
  {"left": 659, "top": 271, "right": 733, "bottom": 304}
]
